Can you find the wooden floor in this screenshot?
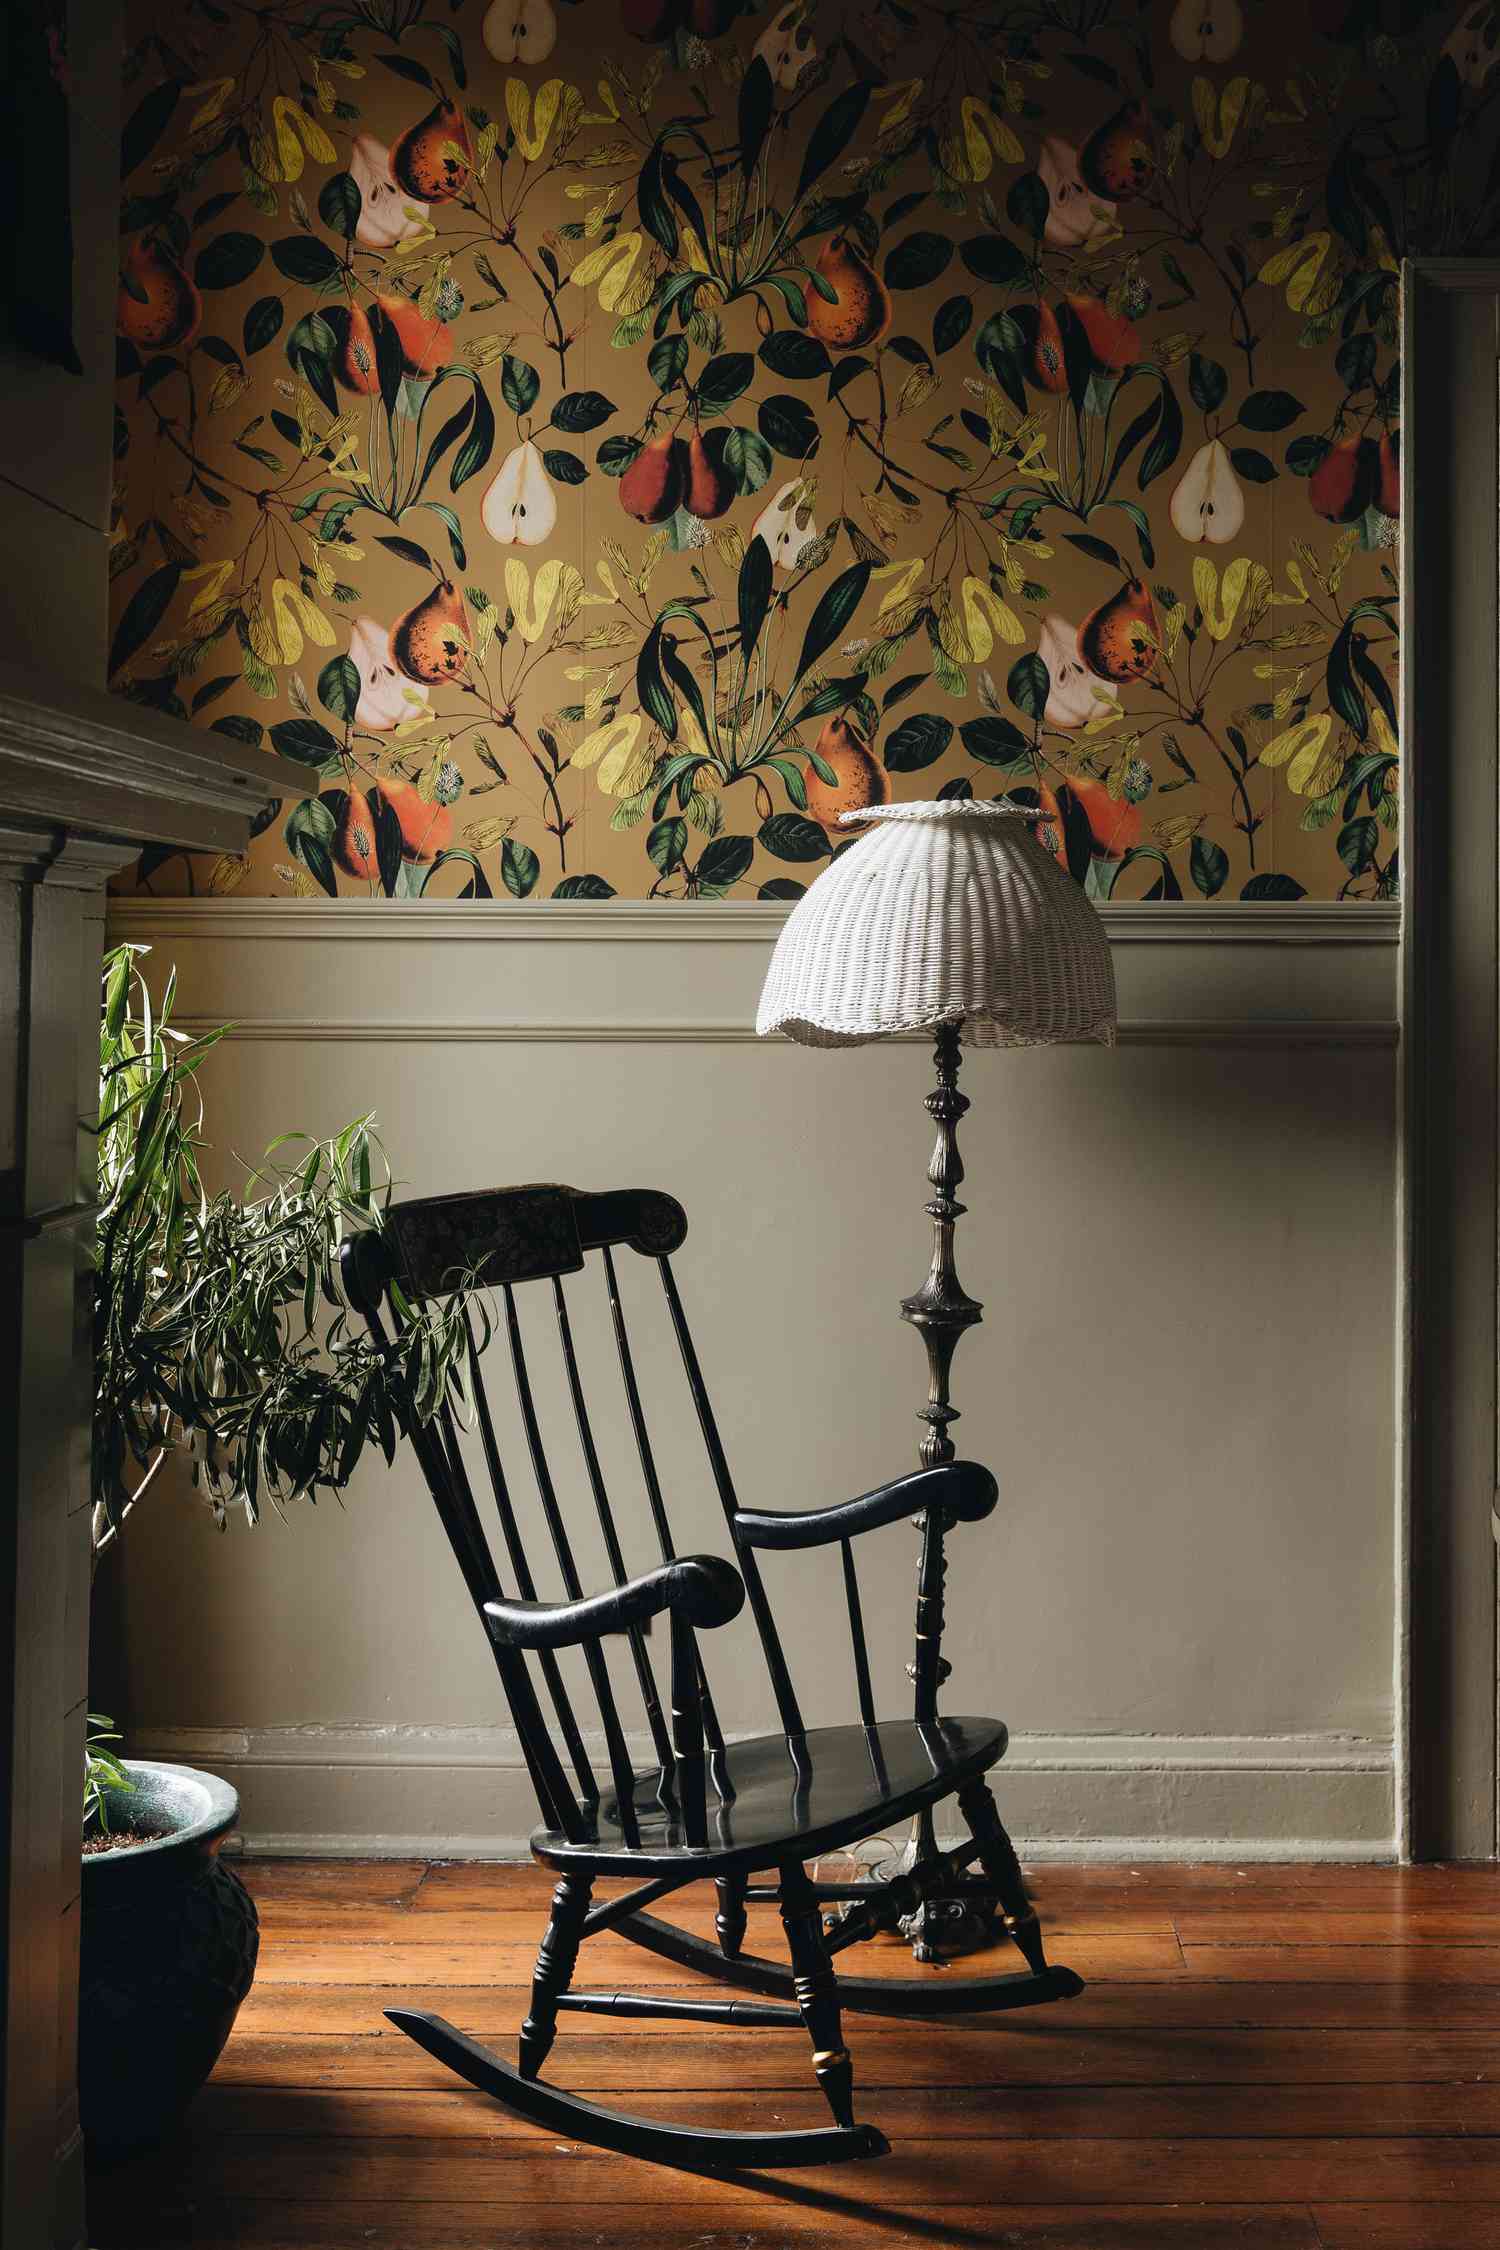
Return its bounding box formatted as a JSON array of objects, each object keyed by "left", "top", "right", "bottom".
[{"left": 87, "top": 1857, "right": 1500, "bottom": 2249}]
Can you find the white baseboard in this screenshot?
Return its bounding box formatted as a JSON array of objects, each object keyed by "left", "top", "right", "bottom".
[{"left": 134, "top": 1724, "right": 1395, "bottom": 1863}]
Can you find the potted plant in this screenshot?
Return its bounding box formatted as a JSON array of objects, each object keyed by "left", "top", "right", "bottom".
[{"left": 83, "top": 945, "right": 473, "bottom": 2158}]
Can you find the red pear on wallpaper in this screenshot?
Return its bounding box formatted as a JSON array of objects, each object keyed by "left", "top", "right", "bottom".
[
  {"left": 391, "top": 580, "right": 469, "bottom": 683},
  {"left": 1378, "top": 429, "right": 1400, "bottom": 517},
  {"left": 621, "top": 0, "right": 678, "bottom": 39},
  {"left": 375, "top": 293, "right": 452, "bottom": 379},
  {"left": 1170, "top": 439, "right": 1245, "bottom": 545},
  {"left": 1170, "top": 0, "right": 1243, "bottom": 59},
  {"left": 806, "top": 235, "right": 892, "bottom": 352},
  {"left": 620, "top": 434, "right": 688, "bottom": 523},
  {"left": 683, "top": 430, "right": 736, "bottom": 521},
  {"left": 116, "top": 236, "right": 201, "bottom": 350},
  {"left": 1064, "top": 293, "right": 1139, "bottom": 373},
  {"left": 349, "top": 133, "right": 428, "bottom": 249},
  {"left": 752, "top": 479, "right": 818, "bottom": 569},
  {"left": 1309, "top": 435, "right": 1379, "bottom": 525},
  {"left": 391, "top": 100, "right": 472, "bottom": 202},
  {"left": 1039, "top": 615, "right": 1118, "bottom": 729},
  {"left": 754, "top": 1, "right": 816, "bottom": 89},
  {"left": 803, "top": 716, "right": 889, "bottom": 831},
  {"left": 374, "top": 778, "right": 453, "bottom": 863},
  {"left": 1080, "top": 104, "right": 1153, "bottom": 200},
  {"left": 1038, "top": 137, "right": 1115, "bottom": 248},
  {"left": 1040, "top": 777, "right": 1142, "bottom": 862},
  {"left": 333, "top": 787, "right": 380, "bottom": 879},
  {"left": 335, "top": 302, "right": 383, "bottom": 395},
  {"left": 350, "top": 617, "right": 427, "bottom": 731},
  {"left": 482, "top": 0, "right": 558, "bottom": 61},
  {"left": 1029, "top": 301, "right": 1068, "bottom": 393},
  {"left": 1079, "top": 579, "right": 1160, "bottom": 683},
  {"left": 482, "top": 442, "right": 557, "bottom": 545}
]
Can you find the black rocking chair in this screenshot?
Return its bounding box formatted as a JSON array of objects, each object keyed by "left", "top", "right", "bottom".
[{"left": 342, "top": 1183, "right": 1081, "bottom": 2170}]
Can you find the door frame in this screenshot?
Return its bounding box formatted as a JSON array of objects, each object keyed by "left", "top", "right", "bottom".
[{"left": 1399, "top": 259, "right": 1500, "bottom": 1860}]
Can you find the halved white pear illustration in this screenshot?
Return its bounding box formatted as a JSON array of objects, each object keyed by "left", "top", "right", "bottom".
[
  {"left": 1038, "top": 137, "right": 1115, "bottom": 249},
  {"left": 482, "top": 0, "right": 558, "bottom": 64},
  {"left": 481, "top": 441, "right": 557, "bottom": 546},
  {"left": 754, "top": 2, "right": 816, "bottom": 89},
  {"left": 1039, "top": 614, "right": 1119, "bottom": 730},
  {"left": 350, "top": 134, "right": 429, "bottom": 251},
  {"left": 1169, "top": 0, "right": 1243, "bottom": 62},
  {"left": 752, "top": 480, "right": 818, "bottom": 570},
  {"left": 350, "top": 617, "right": 429, "bottom": 731},
  {"left": 1169, "top": 439, "right": 1245, "bottom": 546}
]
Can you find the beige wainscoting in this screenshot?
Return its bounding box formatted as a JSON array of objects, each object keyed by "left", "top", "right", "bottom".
[{"left": 103, "top": 899, "right": 1400, "bottom": 1859}]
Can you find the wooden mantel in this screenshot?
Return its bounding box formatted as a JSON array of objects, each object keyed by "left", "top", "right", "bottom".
[{"left": 0, "top": 661, "right": 300, "bottom": 2250}]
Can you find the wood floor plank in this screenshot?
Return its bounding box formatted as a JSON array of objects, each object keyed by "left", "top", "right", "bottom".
[
  {"left": 211, "top": 2200, "right": 1325, "bottom": 2249},
  {"left": 230, "top": 1972, "right": 1500, "bottom": 2035},
  {"left": 1181, "top": 1943, "right": 1500, "bottom": 1983},
  {"left": 206, "top": 2025, "right": 1500, "bottom": 2092},
  {"left": 1311, "top": 2210, "right": 1500, "bottom": 2249},
  {"left": 1174, "top": 1909, "right": 1500, "bottom": 1945},
  {"left": 189, "top": 2078, "right": 1500, "bottom": 2140},
  {"left": 159, "top": 2134, "right": 1500, "bottom": 2205}
]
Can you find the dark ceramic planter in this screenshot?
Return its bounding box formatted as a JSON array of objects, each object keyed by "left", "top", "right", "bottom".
[{"left": 79, "top": 1760, "right": 259, "bottom": 2160}]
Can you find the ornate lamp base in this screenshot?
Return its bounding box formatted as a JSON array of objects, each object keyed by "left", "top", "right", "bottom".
[{"left": 898, "top": 1020, "right": 1002, "bottom": 1963}]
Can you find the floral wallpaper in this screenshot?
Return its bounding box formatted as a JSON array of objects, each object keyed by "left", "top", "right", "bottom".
[{"left": 111, "top": 0, "right": 1473, "bottom": 903}]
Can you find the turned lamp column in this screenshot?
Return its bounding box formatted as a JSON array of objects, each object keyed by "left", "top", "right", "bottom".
[{"left": 756, "top": 799, "right": 1116, "bottom": 1961}]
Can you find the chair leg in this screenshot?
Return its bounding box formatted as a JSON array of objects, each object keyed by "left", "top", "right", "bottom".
[
  {"left": 779, "top": 1860, "right": 856, "bottom": 2131},
  {"left": 957, "top": 1777, "right": 1048, "bottom": 1975},
  {"left": 519, "top": 1871, "right": 593, "bottom": 2082},
  {"left": 714, "top": 1873, "right": 748, "bottom": 1960}
]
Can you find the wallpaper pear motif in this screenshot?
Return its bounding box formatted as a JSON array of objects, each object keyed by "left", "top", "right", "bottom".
[{"left": 111, "top": 0, "right": 1470, "bottom": 903}]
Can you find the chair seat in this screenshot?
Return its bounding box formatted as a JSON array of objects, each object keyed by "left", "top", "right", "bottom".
[{"left": 533, "top": 1717, "right": 1008, "bottom": 1875}]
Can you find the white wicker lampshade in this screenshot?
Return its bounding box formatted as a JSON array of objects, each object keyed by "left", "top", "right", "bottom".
[{"left": 756, "top": 801, "right": 1117, "bottom": 1049}]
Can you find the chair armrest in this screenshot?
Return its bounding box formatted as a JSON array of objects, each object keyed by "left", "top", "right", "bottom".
[
  {"left": 483, "top": 1553, "right": 744, "bottom": 1651},
  {"left": 733, "top": 1461, "right": 998, "bottom": 1552}
]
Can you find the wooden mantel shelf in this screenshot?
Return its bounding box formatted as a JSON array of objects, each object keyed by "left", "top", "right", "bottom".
[{"left": 0, "top": 658, "right": 305, "bottom": 851}]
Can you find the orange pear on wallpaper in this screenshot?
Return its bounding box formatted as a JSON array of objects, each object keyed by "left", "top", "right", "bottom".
[
  {"left": 374, "top": 778, "right": 453, "bottom": 863},
  {"left": 1028, "top": 302, "right": 1068, "bottom": 393},
  {"left": 374, "top": 293, "right": 452, "bottom": 379},
  {"left": 803, "top": 716, "right": 890, "bottom": 831},
  {"left": 1078, "top": 578, "right": 1160, "bottom": 683},
  {"left": 333, "top": 787, "right": 380, "bottom": 880},
  {"left": 1064, "top": 293, "right": 1139, "bottom": 374},
  {"left": 391, "top": 99, "right": 472, "bottom": 203},
  {"left": 806, "top": 236, "right": 891, "bottom": 352},
  {"left": 1378, "top": 429, "right": 1400, "bottom": 517},
  {"left": 335, "top": 303, "right": 383, "bottom": 395},
  {"left": 1039, "top": 777, "right": 1141, "bottom": 863},
  {"left": 1169, "top": 439, "right": 1245, "bottom": 545},
  {"left": 481, "top": 441, "right": 557, "bottom": 546},
  {"left": 1309, "top": 435, "right": 1378, "bottom": 525},
  {"left": 683, "top": 430, "right": 735, "bottom": 520},
  {"left": 116, "top": 236, "right": 201, "bottom": 351},
  {"left": 482, "top": 0, "right": 558, "bottom": 62},
  {"left": 620, "top": 434, "right": 687, "bottom": 523},
  {"left": 391, "top": 579, "right": 469, "bottom": 684},
  {"left": 1170, "top": 0, "right": 1243, "bottom": 60},
  {"left": 1079, "top": 104, "right": 1153, "bottom": 200}
]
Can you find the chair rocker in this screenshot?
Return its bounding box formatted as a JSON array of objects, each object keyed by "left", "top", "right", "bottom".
[{"left": 343, "top": 1183, "right": 1081, "bottom": 2171}]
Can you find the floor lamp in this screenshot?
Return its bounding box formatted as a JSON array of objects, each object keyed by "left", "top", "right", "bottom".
[{"left": 757, "top": 801, "right": 1117, "bottom": 1958}]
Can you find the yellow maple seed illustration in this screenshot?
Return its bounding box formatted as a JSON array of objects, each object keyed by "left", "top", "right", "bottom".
[
  {"left": 1257, "top": 231, "right": 1338, "bottom": 314},
  {"left": 269, "top": 578, "right": 335, "bottom": 665},
  {"left": 182, "top": 559, "right": 236, "bottom": 619},
  {"left": 1192, "top": 555, "right": 1256, "bottom": 642},
  {"left": 940, "top": 97, "right": 1025, "bottom": 182},
  {"left": 504, "top": 558, "right": 585, "bottom": 643},
  {"left": 938, "top": 577, "right": 1025, "bottom": 663},
  {"left": 872, "top": 79, "right": 924, "bottom": 135},
  {"left": 571, "top": 233, "right": 648, "bottom": 312},
  {"left": 574, "top": 711, "right": 649, "bottom": 795},
  {"left": 506, "top": 78, "right": 567, "bottom": 162},
  {"left": 1259, "top": 711, "right": 1333, "bottom": 791},
  {"left": 271, "top": 96, "right": 337, "bottom": 180},
  {"left": 186, "top": 78, "right": 235, "bottom": 131},
  {"left": 1192, "top": 75, "right": 1249, "bottom": 159}
]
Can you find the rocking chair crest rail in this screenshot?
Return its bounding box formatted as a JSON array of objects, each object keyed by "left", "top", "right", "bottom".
[{"left": 341, "top": 1181, "right": 1080, "bottom": 2171}]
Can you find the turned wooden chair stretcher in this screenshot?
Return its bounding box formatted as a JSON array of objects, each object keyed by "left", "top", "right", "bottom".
[{"left": 342, "top": 1183, "right": 1080, "bottom": 2170}]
